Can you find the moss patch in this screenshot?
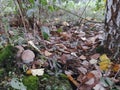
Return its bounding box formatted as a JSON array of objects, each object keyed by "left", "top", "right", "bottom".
[
  {"left": 0, "top": 45, "right": 17, "bottom": 63},
  {"left": 22, "top": 76, "right": 39, "bottom": 90}
]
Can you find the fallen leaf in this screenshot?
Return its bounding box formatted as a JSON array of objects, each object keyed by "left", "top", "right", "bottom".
[
  {"left": 93, "top": 83, "right": 105, "bottom": 90},
  {"left": 78, "top": 84, "right": 93, "bottom": 90},
  {"left": 78, "top": 31, "right": 86, "bottom": 37},
  {"left": 71, "top": 52, "right": 78, "bottom": 57},
  {"left": 90, "top": 53, "right": 100, "bottom": 59},
  {"left": 55, "top": 43, "right": 67, "bottom": 50},
  {"left": 10, "top": 78, "right": 26, "bottom": 90},
  {"left": 80, "top": 72, "right": 96, "bottom": 88},
  {"left": 87, "top": 37, "right": 97, "bottom": 44},
  {"left": 99, "top": 54, "right": 111, "bottom": 71},
  {"left": 77, "top": 67, "right": 87, "bottom": 74},
  {"left": 44, "top": 50, "right": 52, "bottom": 56},
  {"left": 91, "top": 70, "right": 102, "bottom": 80},
  {"left": 28, "top": 41, "right": 41, "bottom": 54},
  {"left": 89, "top": 59, "right": 98, "bottom": 64},
  {"left": 26, "top": 69, "right": 32, "bottom": 75},
  {"left": 81, "top": 45, "right": 90, "bottom": 51},
  {"left": 81, "top": 60, "right": 89, "bottom": 67},
  {"left": 41, "top": 26, "right": 50, "bottom": 40},
  {"left": 60, "top": 32, "right": 71, "bottom": 40},
  {"left": 86, "top": 72, "right": 95, "bottom": 79},
  {"left": 112, "top": 64, "right": 120, "bottom": 72},
  {"left": 62, "top": 21, "right": 69, "bottom": 26},
  {"left": 99, "top": 54, "right": 110, "bottom": 62},
  {"left": 31, "top": 68, "right": 44, "bottom": 76},
  {"left": 80, "top": 37, "right": 87, "bottom": 41},
  {"left": 85, "top": 78, "right": 95, "bottom": 85},
  {"left": 59, "top": 54, "right": 68, "bottom": 64},
  {"left": 79, "top": 55, "right": 86, "bottom": 60}
]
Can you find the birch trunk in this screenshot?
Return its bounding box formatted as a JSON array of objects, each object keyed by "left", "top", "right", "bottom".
[{"left": 104, "top": 0, "right": 120, "bottom": 59}]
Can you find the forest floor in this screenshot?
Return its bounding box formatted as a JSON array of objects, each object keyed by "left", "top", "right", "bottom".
[{"left": 0, "top": 16, "right": 120, "bottom": 90}]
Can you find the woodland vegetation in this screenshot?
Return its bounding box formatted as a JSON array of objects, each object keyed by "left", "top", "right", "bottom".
[{"left": 0, "top": 0, "right": 120, "bottom": 90}]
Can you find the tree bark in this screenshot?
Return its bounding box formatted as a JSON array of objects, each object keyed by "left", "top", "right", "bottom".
[{"left": 104, "top": 0, "right": 120, "bottom": 59}]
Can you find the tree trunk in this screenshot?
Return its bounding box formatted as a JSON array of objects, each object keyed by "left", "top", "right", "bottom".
[{"left": 104, "top": 0, "right": 120, "bottom": 59}]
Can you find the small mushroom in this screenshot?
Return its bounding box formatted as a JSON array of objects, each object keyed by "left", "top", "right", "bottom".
[
  {"left": 15, "top": 45, "right": 24, "bottom": 57},
  {"left": 21, "top": 49, "right": 35, "bottom": 64}
]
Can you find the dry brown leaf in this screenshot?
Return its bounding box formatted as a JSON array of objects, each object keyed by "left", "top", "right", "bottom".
[
  {"left": 90, "top": 53, "right": 100, "bottom": 59},
  {"left": 78, "top": 84, "right": 93, "bottom": 90},
  {"left": 26, "top": 69, "right": 32, "bottom": 75},
  {"left": 55, "top": 43, "right": 67, "bottom": 50},
  {"left": 59, "top": 54, "right": 68, "bottom": 64},
  {"left": 77, "top": 67, "right": 87, "bottom": 74},
  {"left": 81, "top": 45, "right": 90, "bottom": 51},
  {"left": 86, "top": 72, "right": 95, "bottom": 79},
  {"left": 44, "top": 50, "right": 52, "bottom": 56},
  {"left": 82, "top": 72, "right": 95, "bottom": 84},
  {"left": 112, "top": 64, "right": 120, "bottom": 72},
  {"left": 93, "top": 83, "right": 106, "bottom": 90},
  {"left": 81, "top": 60, "right": 89, "bottom": 67},
  {"left": 62, "top": 21, "right": 69, "bottom": 26},
  {"left": 78, "top": 31, "right": 86, "bottom": 37},
  {"left": 91, "top": 70, "right": 102, "bottom": 80},
  {"left": 60, "top": 32, "right": 71, "bottom": 40},
  {"left": 87, "top": 37, "right": 97, "bottom": 44},
  {"left": 85, "top": 78, "right": 95, "bottom": 85},
  {"left": 89, "top": 59, "right": 98, "bottom": 64},
  {"left": 80, "top": 37, "right": 87, "bottom": 41},
  {"left": 79, "top": 55, "right": 86, "bottom": 60}
]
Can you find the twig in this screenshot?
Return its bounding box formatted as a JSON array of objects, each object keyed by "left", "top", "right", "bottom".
[
  {"left": 114, "top": 69, "right": 120, "bottom": 79},
  {"left": 79, "top": 0, "right": 92, "bottom": 24},
  {"left": 67, "top": 74, "right": 79, "bottom": 87},
  {"left": 3, "top": 21, "right": 12, "bottom": 44},
  {"left": 14, "top": 0, "right": 27, "bottom": 33}
]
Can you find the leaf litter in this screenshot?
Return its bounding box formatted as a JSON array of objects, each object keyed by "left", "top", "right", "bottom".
[{"left": 0, "top": 18, "right": 120, "bottom": 90}]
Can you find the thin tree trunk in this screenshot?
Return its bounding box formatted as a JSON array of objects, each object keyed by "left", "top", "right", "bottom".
[{"left": 104, "top": 0, "right": 120, "bottom": 59}]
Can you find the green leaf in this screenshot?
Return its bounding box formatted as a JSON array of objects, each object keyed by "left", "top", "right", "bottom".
[
  {"left": 41, "top": 26, "right": 50, "bottom": 40},
  {"left": 105, "top": 77, "right": 114, "bottom": 86},
  {"left": 48, "top": 6, "right": 55, "bottom": 12},
  {"left": 100, "top": 77, "right": 114, "bottom": 87},
  {"left": 57, "top": 28, "right": 63, "bottom": 33},
  {"left": 10, "top": 78, "right": 26, "bottom": 90},
  {"left": 29, "top": 0, "right": 34, "bottom": 4},
  {"left": 41, "top": 0, "right": 47, "bottom": 5}
]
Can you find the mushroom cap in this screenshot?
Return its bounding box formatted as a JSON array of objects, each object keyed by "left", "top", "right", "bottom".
[{"left": 21, "top": 49, "right": 35, "bottom": 63}]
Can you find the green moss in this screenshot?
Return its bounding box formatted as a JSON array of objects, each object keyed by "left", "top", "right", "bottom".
[
  {"left": 0, "top": 45, "right": 18, "bottom": 73},
  {"left": 0, "top": 68, "right": 5, "bottom": 76},
  {"left": 22, "top": 76, "right": 39, "bottom": 90},
  {"left": 0, "top": 45, "right": 17, "bottom": 63}
]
